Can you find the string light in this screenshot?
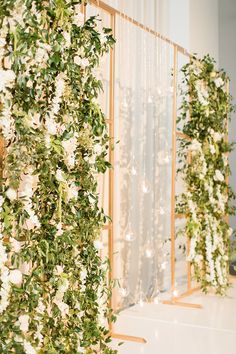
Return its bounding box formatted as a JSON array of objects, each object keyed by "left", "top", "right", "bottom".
[
  {"left": 142, "top": 179, "right": 151, "bottom": 194},
  {"left": 119, "top": 286, "right": 130, "bottom": 298},
  {"left": 172, "top": 289, "right": 179, "bottom": 298},
  {"left": 144, "top": 242, "right": 154, "bottom": 259},
  {"left": 124, "top": 225, "right": 135, "bottom": 242}
]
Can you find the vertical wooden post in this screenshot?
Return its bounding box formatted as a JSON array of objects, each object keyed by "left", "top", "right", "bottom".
[
  {"left": 108, "top": 11, "right": 115, "bottom": 331},
  {"left": 170, "top": 45, "right": 178, "bottom": 294}
]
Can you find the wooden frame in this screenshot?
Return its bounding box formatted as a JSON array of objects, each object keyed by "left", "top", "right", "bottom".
[
  {"left": 85, "top": 0, "right": 231, "bottom": 342},
  {"left": 87, "top": 0, "right": 204, "bottom": 343}
]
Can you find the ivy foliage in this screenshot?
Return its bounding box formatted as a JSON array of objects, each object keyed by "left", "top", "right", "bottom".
[
  {"left": 0, "top": 0, "right": 116, "bottom": 353},
  {"left": 177, "top": 55, "right": 235, "bottom": 295}
]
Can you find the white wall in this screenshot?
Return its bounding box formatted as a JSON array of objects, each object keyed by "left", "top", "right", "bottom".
[
  {"left": 219, "top": 0, "right": 236, "bottom": 229},
  {"left": 189, "top": 0, "right": 219, "bottom": 61}
]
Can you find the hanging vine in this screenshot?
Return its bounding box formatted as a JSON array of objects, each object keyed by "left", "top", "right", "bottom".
[
  {"left": 177, "top": 55, "right": 235, "bottom": 295},
  {"left": 0, "top": 0, "right": 116, "bottom": 353}
]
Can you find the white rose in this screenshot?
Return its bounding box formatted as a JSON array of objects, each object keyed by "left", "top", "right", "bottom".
[
  {"left": 45, "top": 118, "right": 57, "bottom": 135},
  {"left": 66, "top": 183, "right": 78, "bottom": 200},
  {"left": 6, "top": 188, "right": 17, "bottom": 201},
  {"left": 214, "top": 170, "right": 224, "bottom": 182},
  {"left": 37, "top": 299, "right": 46, "bottom": 314},
  {"left": 0, "top": 195, "right": 5, "bottom": 206},
  {"left": 214, "top": 77, "right": 224, "bottom": 88},
  {"left": 9, "top": 238, "right": 21, "bottom": 253},
  {"left": 189, "top": 139, "right": 202, "bottom": 152},
  {"left": 74, "top": 56, "right": 89, "bottom": 68},
  {"left": 94, "top": 144, "right": 102, "bottom": 155},
  {"left": 54, "top": 300, "right": 69, "bottom": 317},
  {"left": 18, "top": 314, "right": 29, "bottom": 332},
  {"left": 209, "top": 144, "right": 216, "bottom": 154},
  {"left": 54, "top": 265, "right": 64, "bottom": 276},
  {"left": 19, "top": 261, "right": 32, "bottom": 275},
  {"left": 80, "top": 269, "right": 87, "bottom": 282},
  {"left": 9, "top": 269, "right": 23, "bottom": 285},
  {"left": 23, "top": 340, "right": 36, "bottom": 354},
  {"left": 55, "top": 169, "right": 65, "bottom": 182}
]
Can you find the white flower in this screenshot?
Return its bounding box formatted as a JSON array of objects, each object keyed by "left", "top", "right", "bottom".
[
  {"left": 214, "top": 169, "right": 224, "bottom": 182},
  {"left": 6, "top": 188, "right": 17, "bottom": 201},
  {"left": 80, "top": 269, "right": 87, "bottom": 282},
  {"left": 29, "top": 112, "right": 41, "bottom": 129},
  {"left": 66, "top": 182, "right": 78, "bottom": 201},
  {"left": 54, "top": 265, "right": 64, "bottom": 276},
  {"left": 209, "top": 129, "right": 223, "bottom": 142},
  {"left": 55, "top": 169, "right": 65, "bottom": 182},
  {"left": 36, "top": 299, "right": 46, "bottom": 314},
  {"left": 63, "top": 31, "right": 71, "bottom": 47},
  {"left": 209, "top": 144, "right": 216, "bottom": 154},
  {"left": 18, "top": 314, "right": 30, "bottom": 332},
  {"left": 0, "top": 37, "right": 6, "bottom": 47},
  {"left": 0, "top": 69, "right": 16, "bottom": 92},
  {"left": 23, "top": 340, "right": 36, "bottom": 354},
  {"left": 62, "top": 136, "right": 77, "bottom": 155},
  {"left": 45, "top": 118, "right": 57, "bottom": 135},
  {"left": 100, "top": 32, "right": 107, "bottom": 45},
  {"left": 9, "top": 269, "right": 23, "bottom": 285},
  {"left": 56, "top": 222, "right": 63, "bottom": 236},
  {"left": 94, "top": 144, "right": 102, "bottom": 155},
  {"left": 59, "top": 278, "right": 69, "bottom": 293},
  {"left": 0, "top": 105, "right": 15, "bottom": 141},
  {"left": 214, "top": 77, "right": 224, "bottom": 88},
  {"left": 222, "top": 154, "right": 228, "bottom": 167},
  {"left": 74, "top": 56, "right": 89, "bottom": 68},
  {"left": 0, "top": 196, "right": 4, "bottom": 207},
  {"left": 54, "top": 300, "right": 69, "bottom": 317},
  {"left": 9, "top": 238, "right": 21, "bottom": 253},
  {"left": 94, "top": 240, "right": 103, "bottom": 250},
  {"left": 189, "top": 139, "right": 202, "bottom": 152},
  {"left": 19, "top": 261, "right": 32, "bottom": 275}
]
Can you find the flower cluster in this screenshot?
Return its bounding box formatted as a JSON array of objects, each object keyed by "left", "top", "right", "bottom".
[
  {"left": 177, "top": 55, "right": 235, "bottom": 294},
  {"left": 0, "top": 0, "right": 116, "bottom": 353}
]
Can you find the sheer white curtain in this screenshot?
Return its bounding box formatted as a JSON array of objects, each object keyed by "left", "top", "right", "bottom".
[
  {"left": 87, "top": 1, "right": 176, "bottom": 309},
  {"left": 112, "top": 5, "right": 174, "bottom": 308}
]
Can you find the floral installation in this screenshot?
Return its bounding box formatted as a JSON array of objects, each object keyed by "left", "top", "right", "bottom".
[
  {"left": 0, "top": 0, "right": 116, "bottom": 353},
  {"left": 177, "top": 55, "right": 235, "bottom": 295}
]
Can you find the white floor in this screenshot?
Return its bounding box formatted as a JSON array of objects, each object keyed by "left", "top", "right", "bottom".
[{"left": 111, "top": 279, "right": 236, "bottom": 354}]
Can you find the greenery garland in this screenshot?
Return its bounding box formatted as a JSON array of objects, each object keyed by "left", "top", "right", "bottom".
[
  {"left": 177, "top": 55, "right": 235, "bottom": 295},
  {"left": 0, "top": 1, "right": 117, "bottom": 353}
]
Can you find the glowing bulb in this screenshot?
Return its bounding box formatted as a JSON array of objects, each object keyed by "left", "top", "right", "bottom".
[
  {"left": 142, "top": 180, "right": 151, "bottom": 194},
  {"left": 139, "top": 299, "right": 144, "bottom": 307},
  {"left": 144, "top": 243, "right": 154, "bottom": 258},
  {"left": 159, "top": 207, "right": 165, "bottom": 215},
  {"left": 153, "top": 296, "right": 159, "bottom": 304},
  {"left": 119, "top": 287, "right": 129, "bottom": 298},
  {"left": 122, "top": 98, "right": 128, "bottom": 109},
  {"left": 124, "top": 225, "right": 136, "bottom": 242},
  {"left": 131, "top": 165, "right": 138, "bottom": 176},
  {"left": 173, "top": 289, "right": 178, "bottom": 298},
  {"left": 148, "top": 95, "right": 153, "bottom": 103},
  {"left": 125, "top": 231, "right": 135, "bottom": 242},
  {"left": 161, "top": 261, "right": 167, "bottom": 270},
  {"left": 164, "top": 155, "right": 170, "bottom": 164}
]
